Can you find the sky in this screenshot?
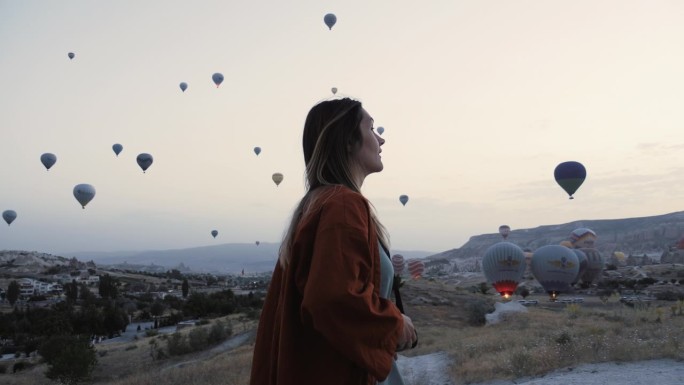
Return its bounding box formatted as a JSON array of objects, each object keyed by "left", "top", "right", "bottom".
[{"left": 1, "top": 0, "right": 684, "bottom": 255}]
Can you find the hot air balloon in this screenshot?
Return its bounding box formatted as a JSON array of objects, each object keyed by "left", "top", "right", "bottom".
[
  {"left": 399, "top": 195, "right": 409, "bottom": 206},
  {"left": 112, "top": 143, "right": 123, "bottom": 156},
  {"left": 272, "top": 172, "right": 283, "bottom": 186},
  {"left": 377, "top": 126, "right": 385, "bottom": 135},
  {"left": 179, "top": 82, "right": 188, "bottom": 92},
  {"left": 570, "top": 227, "right": 596, "bottom": 248},
  {"left": 391, "top": 254, "right": 405, "bottom": 275},
  {"left": 482, "top": 242, "right": 526, "bottom": 298},
  {"left": 256, "top": 241, "right": 260, "bottom": 246},
  {"left": 407, "top": 259, "right": 425, "bottom": 279},
  {"left": 498, "top": 225, "right": 511, "bottom": 240},
  {"left": 570, "top": 248, "right": 588, "bottom": 286},
  {"left": 531, "top": 245, "right": 579, "bottom": 300},
  {"left": 136, "top": 153, "right": 153, "bottom": 173},
  {"left": 73, "top": 184, "right": 96, "bottom": 209},
  {"left": 211, "top": 230, "right": 218, "bottom": 238},
  {"left": 578, "top": 248, "right": 603, "bottom": 284},
  {"left": 554, "top": 161, "right": 586, "bottom": 199},
  {"left": 40, "top": 153, "right": 57, "bottom": 171},
  {"left": 2, "top": 210, "right": 17, "bottom": 226},
  {"left": 331, "top": 87, "right": 337, "bottom": 95},
  {"left": 254, "top": 147, "right": 261, "bottom": 156},
  {"left": 68, "top": 52, "right": 75, "bottom": 60},
  {"left": 212, "top": 73, "right": 224, "bottom": 87},
  {"left": 323, "top": 13, "right": 337, "bottom": 30}
]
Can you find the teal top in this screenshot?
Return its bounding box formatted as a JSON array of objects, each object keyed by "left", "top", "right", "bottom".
[{"left": 378, "top": 242, "right": 405, "bottom": 385}]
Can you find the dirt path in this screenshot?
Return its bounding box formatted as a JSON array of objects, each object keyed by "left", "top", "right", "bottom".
[{"left": 160, "top": 330, "right": 254, "bottom": 371}]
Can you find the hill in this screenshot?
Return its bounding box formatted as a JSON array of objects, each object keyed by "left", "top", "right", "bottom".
[{"left": 430, "top": 211, "right": 684, "bottom": 261}]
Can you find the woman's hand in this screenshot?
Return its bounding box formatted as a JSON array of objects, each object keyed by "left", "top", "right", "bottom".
[{"left": 396, "top": 314, "right": 417, "bottom": 352}]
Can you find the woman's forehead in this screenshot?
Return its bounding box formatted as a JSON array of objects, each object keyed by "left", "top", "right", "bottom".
[{"left": 360, "top": 108, "right": 374, "bottom": 125}]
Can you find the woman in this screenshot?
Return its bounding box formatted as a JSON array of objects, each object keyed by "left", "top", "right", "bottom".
[{"left": 250, "top": 98, "right": 416, "bottom": 385}]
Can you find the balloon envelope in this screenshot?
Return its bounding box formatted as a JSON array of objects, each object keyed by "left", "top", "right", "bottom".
[
  {"left": 256, "top": 241, "right": 260, "bottom": 246},
  {"left": 578, "top": 248, "right": 604, "bottom": 284},
  {"left": 40, "top": 153, "right": 57, "bottom": 171},
  {"left": 407, "top": 259, "right": 425, "bottom": 279},
  {"left": 272, "top": 172, "right": 284, "bottom": 186},
  {"left": 391, "top": 254, "right": 405, "bottom": 275},
  {"left": 531, "top": 245, "right": 579, "bottom": 299},
  {"left": 498, "top": 225, "right": 511, "bottom": 240},
  {"left": 399, "top": 195, "right": 409, "bottom": 206},
  {"left": 2, "top": 210, "right": 17, "bottom": 226},
  {"left": 112, "top": 143, "right": 123, "bottom": 156},
  {"left": 136, "top": 153, "right": 154, "bottom": 173},
  {"left": 211, "top": 230, "right": 218, "bottom": 238},
  {"left": 73, "top": 184, "right": 96, "bottom": 209},
  {"left": 323, "top": 13, "right": 337, "bottom": 30},
  {"left": 331, "top": 87, "right": 337, "bottom": 95},
  {"left": 570, "top": 248, "right": 588, "bottom": 285},
  {"left": 482, "top": 242, "right": 526, "bottom": 297},
  {"left": 179, "top": 82, "right": 188, "bottom": 92},
  {"left": 254, "top": 147, "right": 261, "bottom": 156},
  {"left": 68, "top": 52, "right": 75, "bottom": 59},
  {"left": 377, "top": 126, "right": 385, "bottom": 135},
  {"left": 212, "top": 73, "right": 224, "bottom": 87},
  {"left": 554, "top": 161, "right": 586, "bottom": 199},
  {"left": 570, "top": 227, "right": 597, "bottom": 248}
]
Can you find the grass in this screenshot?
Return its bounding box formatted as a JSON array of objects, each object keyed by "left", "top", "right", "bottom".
[{"left": 2, "top": 279, "right": 683, "bottom": 385}]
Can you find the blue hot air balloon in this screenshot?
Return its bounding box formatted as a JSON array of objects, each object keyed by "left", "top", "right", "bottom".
[
  {"left": 212, "top": 73, "right": 224, "bottom": 87},
  {"left": 324, "top": 13, "right": 337, "bottom": 30},
  {"left": 399, "top": 195, "right": 409, "bottom": 206},
  {"left": 112, "top": 143, "right": 123, "bottom": 156},
  {"left": 211, "top": 230, "right": 218, "bottom": 238},
  {"left": 254, "top": 147, "right": 261, "bottom": 156},
  {"left": 179, "top": 82, "right": 188, "bottom": 92},
  {"left": 40, "top": 153, "right": 57, "bottom": 171},
  {"left": 554, "top": 161, "right": 586, "bottom": 199},
  {"left": 73, "top": 184, "right": 96, "bottom": 209},
  {"left": 136, "top": 153, "right": 154, "bottom": 173},
  {"left": 377, "top": 126, "right": 385, "bottom": 135},
  {"left": 3, "top": 210, "right": 17, "bottom": 226},
  {"left": 68, "top": 52, "right": 75, "bottom": 60}
]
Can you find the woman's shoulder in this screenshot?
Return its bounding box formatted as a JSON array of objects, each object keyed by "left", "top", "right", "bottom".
[
  {"left": 317, "top": 185, "right": 367, "bottom": 206},
  {"left": 312, "top": 185, "right": 370, "bottom": 221}
]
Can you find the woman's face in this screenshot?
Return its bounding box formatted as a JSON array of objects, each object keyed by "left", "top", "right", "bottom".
[{"left": 350, "top": 108, "right": 385, "bottom": 181}]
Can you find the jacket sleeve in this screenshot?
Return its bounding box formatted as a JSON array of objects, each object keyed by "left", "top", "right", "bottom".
[{"left": 298, "top": 191, "right": 403, "bottom": 380}]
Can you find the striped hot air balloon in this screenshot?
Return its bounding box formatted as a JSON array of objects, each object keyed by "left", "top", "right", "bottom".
[
  {"left": 391, "top": 254, "right": 405, "bottom": 275},
  {"left": 407, "top": 259, "right": 425, "bottom": 279}
]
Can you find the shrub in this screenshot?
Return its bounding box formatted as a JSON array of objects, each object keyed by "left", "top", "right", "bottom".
[{"left": 465, "top": 299, "right": 493, "bottom": 326}]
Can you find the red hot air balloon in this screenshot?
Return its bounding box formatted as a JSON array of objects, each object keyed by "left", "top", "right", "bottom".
[
  {"left": 407, "top": 259, "right": 425, "bottom": 279},
  {"left": 391, "top": 254, "right": 405, "bottom": 275}
]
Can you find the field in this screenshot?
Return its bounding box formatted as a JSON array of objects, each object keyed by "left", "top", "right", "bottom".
[{"left": 2, "top": 275, "right": 684, "bottom": 385}]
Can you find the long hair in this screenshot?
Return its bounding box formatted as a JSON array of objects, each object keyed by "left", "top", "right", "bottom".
[{"left": 279, "top": 98, "right": 389, "bottom": 266}]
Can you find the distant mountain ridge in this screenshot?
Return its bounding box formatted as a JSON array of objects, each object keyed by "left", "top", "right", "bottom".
[
  {"left": 62, "top": 243, "right": 436, "bottom": 274},
  {"left": 5, "top": 211, "right": 683, "bottom": 275},
  {"left": 430, "top": 211, "right": 684, "bottom": 261}
]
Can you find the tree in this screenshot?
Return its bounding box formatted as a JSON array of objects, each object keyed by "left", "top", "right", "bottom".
[
  {"left": 65, "top": 280, "right": 78, "bottom": 302},
  {"left": 182, "top": 279, "right": 189, "bottom": 298},
  {"left": 7, "top": 280, "right": 20, "bottom": 306},
  {"left": 98, "top": 274, "right": 118, "bottom": 299},
  {"left": 39, "top": 335, "right": 97, "bottom": 385}
]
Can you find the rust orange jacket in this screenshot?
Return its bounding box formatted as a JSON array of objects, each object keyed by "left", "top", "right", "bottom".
[{"left": 250, "top": 186, "right": 404, "bottom": 385}]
